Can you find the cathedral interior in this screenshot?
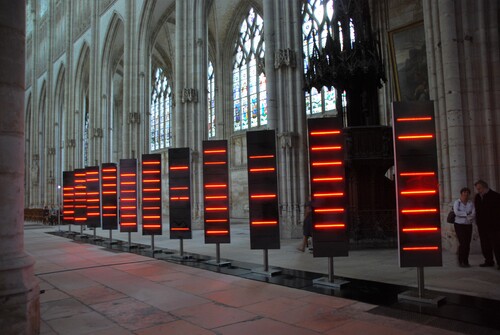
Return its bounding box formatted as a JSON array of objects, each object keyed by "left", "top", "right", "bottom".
[{"left": 0, "top": 0, "right": 499, "bottom": 333}]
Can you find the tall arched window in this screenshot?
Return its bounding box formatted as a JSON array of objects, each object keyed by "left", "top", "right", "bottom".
[
  {"left": 233, "top": 8, "right": 267, "bottom": 131},
  {"left": 150, "top": 68, "right": 172, "bottom": 151},
  {"left": 302, "top": 0, "right": 346, "bottom": 116},
  {"left": 208, "top": 61, "right": 216, "bottom": 138}
]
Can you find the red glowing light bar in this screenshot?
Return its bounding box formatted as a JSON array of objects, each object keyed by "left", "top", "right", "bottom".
[
  {"left": 396, "top": 117, "right": 432, "bottom": 122},
  {"left": 143, "top": 179, "right": 160, "bottom": 183},
  {"left": 314, "top": 223, "right": 346, "bottom": 229},
  {"left": 170, "top": 166, "right": 188, "bottom": 170},
  {"left": 402, "top": 246, "right": 439, "bottom": 251},
  {"left": 206, "top": 230, "right": 229, "bottom": 234},
  {"left": 171, "top": 186, "right": 189, "bottom": 190},
  {"left": 249, "top": 155, "right": 274, "bottom": 159},
  {"left": 250, "top": 194, "right": 276, "bottom": 199},
  {"left": 205, "top": 195, "right": 228, "bottom": 200},
  {"left": 313, "top": 192, "right": 344, "bottom": 197},
  {"left": 314, "top": 208, "right": 345, "bottom": 213},
  {"left": 86, "top": 178, "right": 99, "bottom": 182},
  {"left": 143, "top": 206, "right": 161, "bottom": 210},
  {"left": 143, "top": 224, "right": 161, "bottom": 229},
  {"left": 170, "top": 196, "right": 189, "bottom": 200},
  {"left": 311, "top": 146, "right": 342, "bottom": 151},
  {"left": 206, "top": 219, "right": 228, "bottom": 223},
  {"left": 171, "top": 227, "right": 190, "bottom": 231},
  {"left": 120, "top": 222, "right": 137, "bottom": 226},
  {"left": 204, "top": 161, "right": 226, "bottom": 165},
  {"left": 103, "top": 206, "right": 117, "bottom": 209},
  {"left": 206, "top": 207, "right": 228, "bottom": 211},
  {"left": 102, "top": 176, "right": 116, "bottom": 180},
  {"left": 143, "top": 170, "right": 161, "bottom": 174},
  {"left": 143, "top": 188, "right": 161, "bottom": 192},
  {"left": 400, "top": 190, "right": 436, "bottom": 195},
  {"left": 142, "top": 161, "right": 160, "bottom": 165},
  {"left": 143, "top": 197, "right": 161, "bottom": 201},
  {"left": 251, "top": 221, "right": 278, "bottom": 225},
  {"left": 402, "top": 227, "right": 439, "bottom": 232},
  {"left": 120, "top": 173, "right": 136, "bottom": 177},
  {"left": 310, "top": 130, "right": 341, "bottom": 135},
  {"left": 249, "top": 167, "right": 275, "bottom": 172},
  {"left": 121, "top": 206, "right": 136, "bottom": 210},
  {"left": 204, "top": 149, "right": 226, "bottom": 154},
  {"left": 400, "top": 172, "right": 435, "bottom": 177},
  {"left": 312, "top": 161, "right": 342, "bottom": 166},
  {"left": 312, "top": 177, "right": 343, "bottom": 182},
  {"left": 401, "top": 209, "right": 438, "bottom": 214},
  {"left": 205, "top": 184, "right": 226, "bottom": 188},
  {"left": 102, "top": 168, "right": 117, "bottom": 172},
  {"left": 397, "top": 134, "right": 434, "bottom": 140},
  {"left": 143, "top": 215, "right": 161, "bottom": 219}
]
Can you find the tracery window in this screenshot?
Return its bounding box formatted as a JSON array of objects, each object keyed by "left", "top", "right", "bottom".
[
  {"left": 150, "top": 68, "right": 172, "bottom": 151},
  {"left": 233, "top": 8, "right": 267, "bottom": 131},
  {"left": 208, "top": 61, "right": 216, "bottom": 138},
  {"left": 302, "top": 0, "right": 346, "bottom": 116}
]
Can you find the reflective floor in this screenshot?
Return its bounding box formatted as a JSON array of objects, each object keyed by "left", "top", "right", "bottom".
[{"left": 28, "top": 222, "right": 500, "bottom": 334}]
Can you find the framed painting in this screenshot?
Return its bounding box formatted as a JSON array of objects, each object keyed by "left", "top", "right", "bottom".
[{"left": 388, "top": 21, "right": 429, "bottom": 101}]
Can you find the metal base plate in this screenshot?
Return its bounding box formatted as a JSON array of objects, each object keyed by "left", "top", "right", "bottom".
[
  {"left": 398, "top": 290, "right": 446, "bottom": 306},
  {"left": 205, "top": 259, "right": 231, "bottom": 267},
  {"left": 313, "top": 276, "right": 349, "bottom": 289},
  {"left": 251, "top": 267, "right": 282, "bottom": 277},
  {"left": 170, "top": 254, "right": 193, "bottom": 261}
]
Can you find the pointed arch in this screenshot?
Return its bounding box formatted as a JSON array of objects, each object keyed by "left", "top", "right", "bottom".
[
  {"left": 74, "top": 43, "right": 90, "bottom": 167},
  {"left": 54, "top": 64, "right": 66, "bottom": 192},
  {"left": 25, "top": 93, "right": 32, "bottom": 207}
]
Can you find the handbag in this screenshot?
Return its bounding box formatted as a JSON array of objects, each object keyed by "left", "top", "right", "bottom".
[{"left": 446, "top": 209, "right": 456, "bottom": 223}]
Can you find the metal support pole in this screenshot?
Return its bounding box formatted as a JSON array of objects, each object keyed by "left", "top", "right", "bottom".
[
  {"left": 69, "top": 224, "right": 71, "bottom": 232},
  {"left": 151, "top": 235, "right": 155, "bottom": 254},
  {"left": 263, "top": 249, "right": 269, "bottom": 272},
  {"left": 93, "top": 228, "right": 96, "bottom": 239},
  {"left": 328, "top": 257, "right": 334, "bottom": 282},
  {"left": 417, "top": 267, "right": 425, "bottom": 298},
  {"left": 80, "top": 225, "right": 83, "bottom": 235},
  {"left": 216, "top": 243, "right": 221, "bottom": 264},
  {"left": 128, "top": 232, "right": 131, "bottom": 252},
  {"left": 109, "top": 230, "right": 112, "bottom": 247},
  {"left": 180, "top": 238, "right": 184, "bottom": 257}
]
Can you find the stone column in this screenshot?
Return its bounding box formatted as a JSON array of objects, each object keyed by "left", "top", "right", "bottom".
[
  {"left": 0, "top": 2, "right": 40, "bottom": 333},
  {"left": 175, "top": 0, "right": 208, "bottom": 227},
  {"left": 264, "top": 0, "right": 308, "bottom": 238}
]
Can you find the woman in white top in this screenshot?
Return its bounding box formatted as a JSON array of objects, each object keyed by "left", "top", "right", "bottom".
[{"left": 453, "top": 187, "right": 476, "bottom": 267}]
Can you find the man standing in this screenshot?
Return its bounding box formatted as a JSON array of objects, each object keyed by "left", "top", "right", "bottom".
[{"left": 474, "top": 180, "right": 500, "bottom": 268}]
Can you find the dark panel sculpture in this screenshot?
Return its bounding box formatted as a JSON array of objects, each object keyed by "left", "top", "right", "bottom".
[
  {"left": 119, "top": 159, "right": 138, "bottom": 233},
  {"left": 169, "top": 148, "right": 192, "bottom": 239},
  {"left": 101, "top": 163, "right": 118, "bottom": 230},
  {"left": 202, "top": 140, "right": 230, "bottom": 244},
  {"left": 246, "top": 130, "right": 280, "bottom": 250},
  {"left": 85, "top": 166, "right": 101, "bottom": 228},
  {"left": 62, "top": 171, "right": 75, "bottom": 224},
  {"left": 142, "top": 154, "right": 162, "bottom": 235},
  {"left": 73, "top": 169, "right": 87, "bottom": 225},
  {"left": 393, "top": 101, "right": 442, "bottom": 267},
  {"left": 308, "top": 117, "right": 348, "bottom": 257}
]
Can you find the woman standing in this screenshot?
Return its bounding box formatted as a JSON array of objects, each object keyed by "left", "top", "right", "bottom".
[{"left": 453, "top": 187, "right": 476, "bottom": 267}]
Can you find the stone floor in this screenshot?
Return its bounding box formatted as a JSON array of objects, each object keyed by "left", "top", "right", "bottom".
[{"left": 26, "top": 223, "right": 500, "bottom": 334}]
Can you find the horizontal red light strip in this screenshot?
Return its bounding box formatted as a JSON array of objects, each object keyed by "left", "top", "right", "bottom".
[
  {"left": 205, "top": 196, "right": 228, "bottom": 200},
  {"left": 171, "top": 187, "right": 189, "bottom": 190},
  {"left": 86, "top": 171, "right": 99, "bottom": 175},
  {"left": 398, "top": 134, "right": 434, "bottom": 140},
  {"left": 206, "top": 207, "right": 228, "bottom": 211},
  {"left": 143, "top": 171, "right": 161, "bottom": 174},
  {"left": 143, "top": 180, "right": 160, "bottom": 183},
  {"left": 314, "top": 223, "right": 345, "bottom": 229},
  {"left": 143, "top": 161, "right": 160, "bottom": 165},
  {"left": 103, "top": 214, "right": 116, "bottom": 217},
  {"left": 400, "top": 172, "right": 435, "bottom": 177},
  {"left": 87, "top": 199, "right": 99, "bottom": 203},
  {"left": 87, "top": 213, "right": 100, "bottom": 216},
  {"left": 121, "top": 223, "right": 137, "bottom": 226},
  {"left": 397, "top": 117, "right": 432, "bottom": 122},
  {"left": 103, "top": 183, "right": 118, "bottom": 186},
  {"left": 86, "top": 178, "right": 99, "bottom": 182},
  {"left": 103, "top": 206, "right": 117, "bottom": 209},
  {"left": 249, "top": 168, "right": 275, "bottom": 172},
  {"left": 403, "top": 246, "right": 439, "bottom": 251},
  {"left": 402, "top": 227, "right": 439, "bottom": 232},
  {"left": 102, "top": 168, "right": 116, "bottom": 172},
  {"left": 63, "top": 187, "right": 73, "bottom": 190},
  {"left": 143, "top": 188, "right": 161, "bottom": 192},
  {"left": 311, "top": 146, "right": 342, "bottom": 151},
  {"left": 314, "top": 192, "right": 344, "bottom": 197},
  {"left": 206, "top": 230, "right": 229, "bottom": 234},
  {"left": 121, "top": 198, "right": 137, "bottom": 201},
  {"left": 249, "top": 155, "right": 274, "bottom": 159},
  {"left": 400, "top": 190, "right": 436, "bottom": 195},
  {"left": 121, "top": 214, "right": 137, "bottom": 218},
  {"left": 312, "top": 161, "right": 342, "bottom": 166},
  {"left": 121, "top": 173, "right": 136, "bottom": 177},
  {"left": 121, "top": 190, "right": 136, "bottom": 193},
  {"left": 250, "top": 194, "right": 276, "bottom": 199},
  {"left": 204, "top": 161, "right": 226, "bottom": 165},
  {"left": 205, "top": 184, "right": 226, "bottom": 188},
  {"left": 206, "top": 219, "right": 228, "bottom": 223},
  {"left": 310, "top": 130, "right": 341, "bottom": 135},
  {"left": 171, "top": 197, "right": 189, "bottom": 200},
  {"left": 120, "top": 206, "right": 136, "bottom": 209},
  {"left": 74, "top": 218, "right": 87, "bottom": 221},
  {"left": 102, "top": 176, "right": 117, "bottom": 180},
  {"left": 75, "top": 173, "right": 86, "bottom": 177},
  {"left": 143, "top": 216, "right": 161, "bottom": 219},
  {"left": 170, "top": 166, "right": 188, "bottom": 170},
  {"left": 312, "top": 177, "right": 343, "bottom": 182},
  {"left": 143, "top": 197, "right": 161, "bottom": 201},
  {"left": 251, "top": 221, "right": 278, "bottom": 225},
  {"left": 204, "top": 149, "right": 226, "bottom": 154},
  {"left": 143, "top": 206, "right": 161, "bottom": 210},
  {"left": 315, "top": 208, "right": 344, "bottom": 213},
  {"left": 401, "top": 209, "right": 438, "bottom": 214},
  {"left": 171, "top": 227, "right": 190, "bottom": 231},
  {"left": 143, "top": 224, "right": 161, "bottom": 228}
]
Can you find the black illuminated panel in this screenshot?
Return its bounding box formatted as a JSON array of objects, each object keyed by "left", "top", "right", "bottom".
[
  {"left": 101, "top": 163, "right": 118, "bottom": 230},
  {"left": 246, "top": 130, "right": 280, "bottom": 250},
  {"left": 393, "top": 101, "right": 442, "bottom": 267},
  {"left": 307, "top": 117, "right": 348, "bottom": 257},
  {"left": 203, "top": 140, "right": 230, "bottom": 244},
  {"left": 62, "top": 171, "right": 75, "bottom": 224},
  {"left": 73, "top": 168, "right": 87, "bottom": 225},
  {"left": 85, "top": 166, "right": 101, "bottom": 228},
  {"left": 119, "top": 159, "right": 138, "bottom": 233},
  {"left": 142, "top": 154, "right": 162, "bottom": 235},
  {"left": 168, "top": 148, "right": 192, "bottom": 239}
]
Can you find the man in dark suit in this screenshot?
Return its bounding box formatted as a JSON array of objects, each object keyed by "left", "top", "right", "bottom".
[{"left": 474, "top": 180, "right": 500, "bottom": 268}]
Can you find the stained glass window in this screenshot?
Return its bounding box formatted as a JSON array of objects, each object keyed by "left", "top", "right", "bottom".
[
  {"left": 302, "top": 0, "right": 346, "bottom": 116},
  {"left": 208, "top": 61, "right": 216, "bottom": 138},
  {"left": 150, "top": 68, "right": 172, "bottom": 151},
  {"left": 233, "top": 8, "right": 266, "bottom": 131}
]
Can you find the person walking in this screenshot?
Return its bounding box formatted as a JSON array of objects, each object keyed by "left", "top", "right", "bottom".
[
  {"left": 474, "top": 180, "right": 500, "bottom": 269},
  {"left": 453, "top": 187, "right": 475, "bottom": 267},
  {"left": 298, "top": 200, "right": 313, "bottom": 252}
]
